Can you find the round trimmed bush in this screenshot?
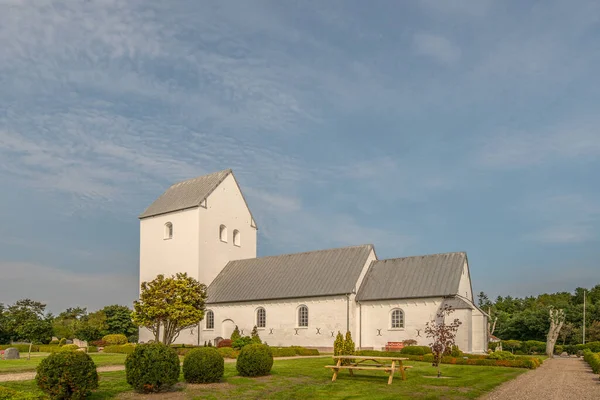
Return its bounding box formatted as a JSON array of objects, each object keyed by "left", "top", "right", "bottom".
[
  {"left": 60, "top": 344, "right": 80, "bottom": 352},
  {"left": 236, "top": 344, "right": 273, "bottom": 377},
  {"left": 35, "top": 350, "right": 98, "bottom": 399},
  {"left": 125, "top": 343, "right": 180, "bottom": 393},
  {"left": 102, "top": 334, "right": 128, "bottom": 345},
  {"left": 183, "top": 347, "right": 224, "bottom": 383}
]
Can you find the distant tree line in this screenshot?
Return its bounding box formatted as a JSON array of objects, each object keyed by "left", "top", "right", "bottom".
[
  {"left": 0, "top": 299, "right": 138, "bottom": 345},
  {"left": 479, "top": 284, "right": 600, "bottom": 344}
]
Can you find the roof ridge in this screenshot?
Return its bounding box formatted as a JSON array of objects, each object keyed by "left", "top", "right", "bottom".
[
  {"left": 377, "top": 251, "right": 466, "bottom": 263},
  {"left": 169, "top": 169, "right": 232, "bottom": 188},
  {"left": 230, "top": 244, "right": 373, "bottom": 262}
]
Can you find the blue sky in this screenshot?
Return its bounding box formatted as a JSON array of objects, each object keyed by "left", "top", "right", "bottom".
[{"left": 1, "top": 0, "right": 599, "bottom": 313}]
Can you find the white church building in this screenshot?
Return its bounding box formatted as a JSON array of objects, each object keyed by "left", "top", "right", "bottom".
[{"left": 138, "top": 169, "right": 488, "bottom": 353}]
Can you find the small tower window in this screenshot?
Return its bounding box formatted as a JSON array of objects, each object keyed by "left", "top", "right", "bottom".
[
  {"left": 219, "top": 225, "right": 227, "bottom": 242},
  {"left": 233, "top": 229, "right": 241, "bottom": 246},
  {"left": 256, "top": 307, "right": 266, "bottom": 328},
  {"left": 391, "top": 309, "right": 404, "bottom": 329},
  {"left": 298, "top": 305, "right": 308, "bottom": 327},
  {"left": 164, "top": 222, "right": 173, "bottom": 239},
  {"left": 206, "top": 310, "right": 214, "bottom": 330}
]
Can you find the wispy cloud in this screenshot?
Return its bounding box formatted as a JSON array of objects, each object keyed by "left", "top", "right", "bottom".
[
  {"left": 477, "top": 119, "right": 600, "bottom": 169},
  {"left": 413, "top": 33, "right": 461, "bottom": 66}
]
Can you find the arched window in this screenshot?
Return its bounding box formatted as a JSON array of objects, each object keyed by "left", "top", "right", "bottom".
[
  {"left": 298, "top": 305, "right": 308, "bottom": 327},
  {"left": 391, "top": 309, "right": 404, "bottom": 329},
  {"left": 233, "top": 229, "right": 241, "bottom": 246},
  {"left": 219, "top": 225, "right": 227, "bottom": 242},
  {"left": 256, "top": 307, "right": 266, "bottom": 328},
  {"left": 206, "top": 310, "right": 214, "bottom": 330},
  {"left": 164, "top": 222, "right": 173, "bottom": 239}
]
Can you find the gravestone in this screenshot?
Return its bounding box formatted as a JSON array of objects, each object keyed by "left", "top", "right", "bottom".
[
  {"left": 4, "top": 347, "right": 19, "bottom": 359},
  {"left": 65, "top": 339, "right": 73, "bottom": 345},
  {"left": 560, "top": 352, "right": 568, "bottom": 357}
]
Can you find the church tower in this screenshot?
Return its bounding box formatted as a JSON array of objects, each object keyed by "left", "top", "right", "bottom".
[{"left": 138, "top": 169, "right": 257, "bottom": 289}]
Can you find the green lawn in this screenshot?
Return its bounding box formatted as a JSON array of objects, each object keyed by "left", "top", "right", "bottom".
[
  {"left": 1, "top": 357, "right": 526, "bottom": 399},
  {"left": 0, "top": 353, "right": 127, "bottom": 375}
]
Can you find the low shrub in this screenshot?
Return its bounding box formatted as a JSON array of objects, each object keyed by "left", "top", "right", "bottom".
[
  {"left": 87, "top": 346, "right": 98, "bottom": 353},
  {"left": 290, "top": 346, "right": 319, "bottom": 356},
  {"left": 0, "top": 344, "right": 40, "bottom": 353},
  {"left": 59, "top": 338, "right": 67, "bottom": 346},
  {"left": 402, "top": 339, "right": 418, "bottom": 346},
  {"left": 270, "top": 347, "right": 297, "bottom": 357},
  {"left": 583, "top": 350, "right": 600, "bottom": 374},
  {"left": 217, "top": 339, "right": 233, "bottom": 348},
  {"left": 49, "top": 339, "right": 59, "bottom": 345},
  {"left": 125, "top": 343, "right": 180, "bottom": 393},
  {"left": 488, "top": 351, "right": 516, "bottom": 360},
  {"left": 236, "top": 344, "right": 273, "bottom": 377},
  {"left": 102, "top": 334, "right": 128, "bottom": 345},
  {"left": 232, "top": 336, "right": 254, "bottom": 350},
  {"left": 103, "top": 343, "right": 136, "bottom": 354},
  {"left": 399, "top": 346, "right": 432, "bottom": 355},
  {"left": 183, "top": 347, "right": 225, "bottom": 383},
  {"left": 522, "top": 340, "right": 546, "bottom": 354},
  {"left": 450, "top": 346, "right": 463, "bottom": 357},
  {"left": 37, "top": 345, "right": 62, "bottom": 353},
  {"left": 60, "top": 344, "right": 80, "bottom": 352},
  {"left": 554, "top": 345, "right": 564, "bottom": 355},
  {"left": 217, "top": 347, "right": 239, "bottom": 359},
  {"left": 36, "top": 350, "right": 99, "bottom": 399}
]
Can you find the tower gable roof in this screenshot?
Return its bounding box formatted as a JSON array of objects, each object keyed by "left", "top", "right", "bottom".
[
  {"left": 139, "top": 170, "right": 255, "bottom": 226},
  {"left": 356, "top": 252, "right": 467, "bottom": 301},
  {"left": 207, "top": 244, "right": 374, "bottom": 304}
]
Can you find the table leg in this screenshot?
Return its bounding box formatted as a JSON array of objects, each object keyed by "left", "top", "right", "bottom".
[
  {"left": 399, "top": 361, "right": 406, "bottom": 381},
  {"left": 332, "top": 358, "right": 342, "bottom": 382},
  {"left": 388, "top": 360, "right": 395, "bottom": 385}
]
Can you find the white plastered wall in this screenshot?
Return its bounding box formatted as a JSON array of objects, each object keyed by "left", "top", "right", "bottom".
[{"left": 202, "top": 295, "right": 352, "bottom": 349}]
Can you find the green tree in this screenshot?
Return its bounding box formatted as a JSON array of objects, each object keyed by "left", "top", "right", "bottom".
[
  {"left": 102, "top": 305, "right": 138, "bottom": 338},
  {"left": 75, "top": 310, "right": 108, "bottom": 342},
  {"left": 0, "top": 303, "right": 10, "bottom": 344},
  {"left": 250, "top": 326, "right": 261, "bottom": 344},
  {"left": 333, "top": 331, "right": 344, "bottom": 357},
  {"left": 231, "top": 326, "right": 241, "bottom": 342},
  {"left": 132, "top": 273, "right": 207, "bottom": 345},
  {"left": 4, "top": 299, "right": 53, "bottom": 359},
  {"left": 343, "top": 331, "right": 355, "bottom": 365},
  {"left": 52, "top": 307, "right": 87, "bottom": 339}
]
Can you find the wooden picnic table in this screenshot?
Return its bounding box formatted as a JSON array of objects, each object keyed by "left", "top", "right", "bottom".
[{"left": 325, "top": 355, "right": 411, "bottom": 385}]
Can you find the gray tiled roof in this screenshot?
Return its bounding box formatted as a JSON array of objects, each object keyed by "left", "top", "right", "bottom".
[
  {"left": 442, "top": 296, "right": 475, "bottom": 310},
  {"left": 356, "top": 252, "right": 467, "bottom": 301},
  {"left": 139, "top": 169, "right": 232, "bottom": 219},
  {"left": 207, "top": 244, "right": 374, "bottom": 304}
]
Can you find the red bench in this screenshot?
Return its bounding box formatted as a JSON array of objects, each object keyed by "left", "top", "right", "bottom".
[{"left": 384, "top": 342, "right": 404, "bottom": 351}]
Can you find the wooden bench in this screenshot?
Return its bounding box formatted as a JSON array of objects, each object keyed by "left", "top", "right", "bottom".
[
  {"left": 325, "top": 356, "right": 411, "bottom": 384},
  {"left": 384, "top": 342, "right": 404, "bottom": 351}
]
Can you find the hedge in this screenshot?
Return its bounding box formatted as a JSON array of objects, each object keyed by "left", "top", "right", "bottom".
[
  {"left": 36, "top": 351, "right": 99, "bottom": 399},
  {"left": 270, "top": 346, "right": 319, "bottom": 357},
  {"left": 103, "top": 344, "right": 136, "bottom": 354},
  {"left": 217, "top": 347, "right": 239, "bottom": 359},
  {"left": 0, "top": 344, "right": 40, "bottom": 353},
  {"left": 355, "top": 350, "right": 541, "bottom": 369},
  {"left": 236, "top": 344, "right": 273, "bottom": 377},
  {"left": 103, "top": 334, "right": 128, "bottom": 345},
  {"left": 183, "top": 348, "right": 224, "bottom": 383},
  {"left": 583, "top": 350, "right": 600, "bottom": 374}
]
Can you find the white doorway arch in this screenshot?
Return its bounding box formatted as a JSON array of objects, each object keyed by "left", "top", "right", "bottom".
[{"left": 222, "top": 319, "right": 236, "bottom": 339}]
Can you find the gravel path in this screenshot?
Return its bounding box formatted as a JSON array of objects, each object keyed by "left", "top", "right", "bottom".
[
  {"left": 481, "top": 357, "right": 599, "bottom": 400},
  {"left": 0, "top": 355, "right": 328, "bottom": 383}
]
